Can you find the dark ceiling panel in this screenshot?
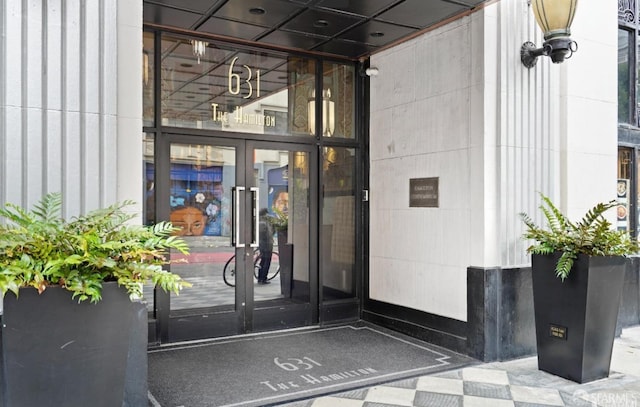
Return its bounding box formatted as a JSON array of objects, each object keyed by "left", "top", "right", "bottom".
[
  {"left": 280, "top": 9, "right": 364, "bottom": 37},
  {"left": 259, "top": 30, "right": 329, "bottom": 50},
  {"left": 144, "top": 0, "right": 222, "bottom": 14},
  {"left": 315, "top": 0, "right": 401, "bottom": 18},
  {"left": 144, "top": 0, "right": 487, "bottom": 60},
  {"left": 312, "top": 39, "right": 377, "bottom": 59},
  {"left": 376, "top": 0, "right": 467, "bottom": 29},
  {"left": 198, "top": 17, "right": 269, "bottom": 40},
  {"left": 339, "top": 20, "right": 417, "bottom": 47},
  {"left": 143, "top": 4, "right": 201, "bottom": 28},
  {"left": 213, "top": 0, "right": 304, "bottom": 27}
]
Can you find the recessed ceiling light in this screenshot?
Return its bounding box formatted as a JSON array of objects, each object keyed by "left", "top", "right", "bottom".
[
  {"left": 313, "top": 20, "right": 329, "bottom": 28},
  {"left": 249, "top": 7, "right": 266, "bottom": 15},
  {"left": 370, "top": 31, "right": 385, "bottom": 38},
  {"left": 180, "top": 63, "right": 193, "bottom": 68}
]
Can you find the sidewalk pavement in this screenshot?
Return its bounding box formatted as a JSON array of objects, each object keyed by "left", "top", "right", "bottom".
[{"left": 279, "top": 326, "right": 640, "bottom": 407}]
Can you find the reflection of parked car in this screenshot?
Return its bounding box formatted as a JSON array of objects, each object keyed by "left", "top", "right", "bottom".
[{"left": 170, "top": 206, "right": 206, "bottom": 236}]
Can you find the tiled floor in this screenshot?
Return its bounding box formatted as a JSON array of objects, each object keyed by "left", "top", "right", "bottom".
[
  {"left": 278, "top": 327, "right": 640, "bottom": 407},
  {"left": 278, "top": 367, "right": 587, "bottom": 406}
]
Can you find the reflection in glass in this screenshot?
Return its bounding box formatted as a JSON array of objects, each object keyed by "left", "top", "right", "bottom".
[
  {"left": 617, "top": 148, "right": 632, "bottom": 236},
  {"left": 167, "top": 143, "right": 236, "bottom": 311},
  {"left": 322, "top": 62, "right": 355, "bottom": 139},
  {"left": 159, "top": 34, "right": 316, "bottom": 137},
  {"left": 619, "top": 29, "right": 630, "bottom": 124},
  {"left": 142, "top": 133, "right": 155, "bottom": 311},
  {"left": 322, "top": 147, "right": 356, "bottom": 299},
  {"left": 143, "top": 32, "right": 154, "bottom": 127},
  {"left": 143, "top": 133, "right": 156, "bottom": 226},
  {"left": 253, "top": 149, "right": 310, "bottom": 305}
]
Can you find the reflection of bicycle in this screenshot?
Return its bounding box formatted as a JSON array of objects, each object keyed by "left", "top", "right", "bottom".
[{"left": 223, "top": 249, "right": 280, "bottom": 287}]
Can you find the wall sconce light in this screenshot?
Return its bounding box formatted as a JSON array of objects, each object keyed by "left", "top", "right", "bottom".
[
  {"left": 190, "top": 40, "right": 208, "bottom": 64},
  {"left": 521, "top": 0, "right": 578, "bottom": 68},
  {"left": 308, "top": 89, "right": 335, "bottom": 136},
  {"left": 143, "top": 49, "right": 149, "bottom": 86}
]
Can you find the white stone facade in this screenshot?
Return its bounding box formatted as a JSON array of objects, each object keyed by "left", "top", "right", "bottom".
[
  {"left": 0, "top": 0, "right": 142, "bottom": 217},
  {"left": 368, "top": 0, "right": 618, "bottom": 321},
  {"left": 0, "top": 0, "right": 618, "bottom": 325}
]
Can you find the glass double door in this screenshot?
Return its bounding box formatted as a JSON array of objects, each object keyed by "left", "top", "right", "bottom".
[{"left": 154, "top": 134, "right": 317, "bottom": 342}]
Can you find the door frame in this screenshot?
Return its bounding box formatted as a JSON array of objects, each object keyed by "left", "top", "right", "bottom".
[
  {"left": 246, "top": 140, "right": 320, "bottom": 333},
  {"left": 152, "top": 132, "right": 319, "bottom": 343}
]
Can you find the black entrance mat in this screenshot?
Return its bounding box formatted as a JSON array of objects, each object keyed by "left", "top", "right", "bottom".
[{"left": 147, "top": 324, "right": 475, "bottom": 407}]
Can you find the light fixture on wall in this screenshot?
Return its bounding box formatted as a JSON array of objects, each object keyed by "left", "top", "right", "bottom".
[
  {"left": 190, "top": 40, "right": 208, "bottom": 64},
  {"left": 521, "top": 0, "right": 578, "bottom": 68},
  {"left": 143, "top": 49, "right": 149, "bottom": 86},
  {"left": 308, "top": 89, "right": 335, "bottom": 136}
]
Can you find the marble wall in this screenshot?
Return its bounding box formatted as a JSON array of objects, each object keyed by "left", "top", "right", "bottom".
[{"left": 368, "top": 0, "right": 618, "bottom": 322}]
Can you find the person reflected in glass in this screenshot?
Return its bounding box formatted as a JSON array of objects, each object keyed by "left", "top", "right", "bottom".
[
  {"left": 273, "top": 191, "right": 288, "bottom": 214},
  {"left": 258, "top": 208, "right": 274, "bottom": 284}
]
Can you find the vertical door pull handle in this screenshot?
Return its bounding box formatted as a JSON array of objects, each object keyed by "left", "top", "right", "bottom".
[
  {"left": 250, "top": 187, "right": 259, "bottom": 248},
  {"left": 233, "top": 186, "right": 246, "bottom": 248}
]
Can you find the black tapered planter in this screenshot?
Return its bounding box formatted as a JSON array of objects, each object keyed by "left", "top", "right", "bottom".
[
  {"left": 1, "top": 282, "right": 148, "bottom": 407},
  {"left": 532, "top": 253, "right": 625, "bottom": 383}
]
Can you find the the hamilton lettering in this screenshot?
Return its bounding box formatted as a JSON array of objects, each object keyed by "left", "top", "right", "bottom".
[{"left": 210, "top": 104, "right": 275, "bottom": 127}]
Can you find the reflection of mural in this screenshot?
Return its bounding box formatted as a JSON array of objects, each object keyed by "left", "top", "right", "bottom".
[
  {"left": 273, "top": 190, "right": 289, "bottom": 213},
  {"left": 164, "top": 163, "right": 225, "bottom": 236},
  {"left": 170, "top": 207, "right": 207, "bottom": 236},
  {"left": 267, "top": 165, "right": 288, "bottom": 216}
]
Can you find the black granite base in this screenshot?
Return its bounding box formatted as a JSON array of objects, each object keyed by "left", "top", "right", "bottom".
[
  {"left": 466, "top": 266, "right": 536, "bottom": 362},
  {"left": 147, "top": 322, "right": 474, "bottom": 407},
  {"left": 467, "top": 257, "right": 640, "bottom": 362},
  {"left": 361, "top": 259, "right": 640, "bottom": 364}
]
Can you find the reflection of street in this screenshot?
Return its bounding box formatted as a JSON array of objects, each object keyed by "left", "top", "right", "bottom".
[{"left": 142, "top": 235, "right": 282, "bottom": 310}]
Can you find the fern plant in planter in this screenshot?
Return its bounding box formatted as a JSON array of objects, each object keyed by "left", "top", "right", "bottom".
[
  {"left": 0, "top": 192, "right": 191, "bottom": 406},
  {"left": 520, "top": 193, "right": 639, "bottom": 280},
  {"left": 520, "top": 193, "right": 638, "bottom": 383},
  {"left": 0, "top": 192, "right": 191, "bottom": 301}
]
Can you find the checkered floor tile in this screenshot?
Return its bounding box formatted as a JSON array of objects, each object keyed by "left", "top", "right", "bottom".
[{"left": 277, "top": 366, "right": 621, "bottom": 407}]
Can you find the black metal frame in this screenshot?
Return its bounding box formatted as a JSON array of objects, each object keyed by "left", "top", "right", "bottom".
[
  {"left": 143, "top": 27, "right": 366, "bottom": 344},
  {"left": 619, "top": 2, "right": 640, "bottom": 239}
]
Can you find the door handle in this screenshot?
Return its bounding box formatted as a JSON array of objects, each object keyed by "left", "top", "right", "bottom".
[
  {"left": 250, "top": 187, "right": 259, "bottom": 248},
  {"left": 233, "top": 186, "right": 245, "bottom": 248}
]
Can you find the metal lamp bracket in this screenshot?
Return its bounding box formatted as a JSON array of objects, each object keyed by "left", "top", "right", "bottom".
[{"left": 521, "top": 41, "right": 550, "bottom": 68}]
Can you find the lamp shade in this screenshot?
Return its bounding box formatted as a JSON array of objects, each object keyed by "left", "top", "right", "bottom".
[
  {"left": 308, "top": 89, "right": 335, "bottom": 136},
  {"left": 532, "top": 0, "right": 578, "bottom": 40}
]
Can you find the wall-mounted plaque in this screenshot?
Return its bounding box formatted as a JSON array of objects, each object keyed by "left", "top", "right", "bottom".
[
  {"left": 549, "top": 324, "right": 567, "bottom": 340},
  {"left": 409, "top": 177, "right": 438, "bottom": 208}
]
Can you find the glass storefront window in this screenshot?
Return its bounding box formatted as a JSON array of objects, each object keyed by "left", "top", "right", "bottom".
[
  {"left": 320, "top": 62, "right": 355, "bottom": 139},
  {"left": 143, "top": 32, "right": 155, "bottom": 127},
  {"left": 618, "top": 148, "right": 632, "bottom": 234},
  {"left": 143, "top": 133, "right": 155, "bottom": 311},
  {"left": 159, "top": 35, "right": 316, "bottom": 137},
  {"left": 619, "top": 29, "right": 631, "bottom": 124},
  {"left": 637, "top": 32, "right": 640, "bottom": 126},
  {"left": 322, "top": 147, "right": 356, "bottom": 300},
  {"left": 143, "top": 133, "right": 155, "bottom": 225}
]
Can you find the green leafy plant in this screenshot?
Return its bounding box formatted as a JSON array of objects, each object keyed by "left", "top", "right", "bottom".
[
  {"left": 0, "top": 192, "right": 191, "bottom": 303},
  {"left": 267, "top": 207, "right": 288, "bottom": 232},
  {"left": 520, "top": 193, "right": 639, "bottom": 280}
]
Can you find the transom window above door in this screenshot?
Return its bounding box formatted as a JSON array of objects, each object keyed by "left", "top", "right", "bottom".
[{"left": 143, "top": 32, "right": 356, "bottom": 140}]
